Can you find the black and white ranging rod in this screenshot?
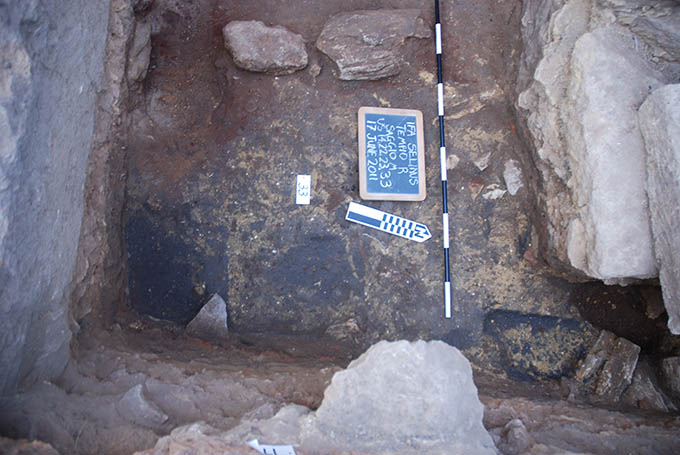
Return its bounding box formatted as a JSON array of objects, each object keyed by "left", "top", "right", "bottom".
[{"left": 435, "top": 0, "right": 452, "bottom": 319}]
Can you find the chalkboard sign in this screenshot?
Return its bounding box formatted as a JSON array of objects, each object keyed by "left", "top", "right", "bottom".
[{"left": 358, "top": 106, "right": 426, "bottom": 201}]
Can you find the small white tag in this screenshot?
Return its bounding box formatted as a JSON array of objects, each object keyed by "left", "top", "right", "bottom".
[
  {"left": 248, "top": 439, "right": 296, "bottom": 455},
  {"left": 295, "top": 175, "right": 311, "bottom": 205}
]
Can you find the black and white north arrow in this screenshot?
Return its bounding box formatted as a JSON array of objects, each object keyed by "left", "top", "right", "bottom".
[{"left": 345, "top": 202, "right": 432, "bottom": 243}]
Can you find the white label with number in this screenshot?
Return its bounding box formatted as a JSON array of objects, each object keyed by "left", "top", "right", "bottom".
[{"left": 296, "top": 174, "right": 311, "bottom": 205}]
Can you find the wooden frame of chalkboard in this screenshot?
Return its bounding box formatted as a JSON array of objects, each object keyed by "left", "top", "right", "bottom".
[{"left": 358, "top": 106, "right": 426, "bottom": 201}]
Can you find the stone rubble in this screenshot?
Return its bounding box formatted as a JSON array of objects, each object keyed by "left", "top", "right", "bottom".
[
  {"left": 185, "top": 293, "right": 229, "bottom": 341},
  {"left": 135, "top": 340, "right": 497, "bottom": 455},
  {"left": 482, "top": 394, "right": 680, "bottom": 455},
  {"left": 223, "top": 21, "right": 308, "bottom": 75},
  {"left": 638, "top": 84, "right": 680, "bottom": 334},
  {"left": 316, "top": 9, "right": 431, "bottom": 80}
]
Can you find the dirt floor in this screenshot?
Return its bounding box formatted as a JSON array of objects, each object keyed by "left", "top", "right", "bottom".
[{"left": 122, "top": 0, "right": 676, "bottom": 385}]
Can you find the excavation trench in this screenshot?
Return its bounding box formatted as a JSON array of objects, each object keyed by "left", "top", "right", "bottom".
[
  {"left": 119, "top": 0, "right": 673, "bottom": 365},
  {"left": 2, "top": 0, "right": 680, "bottom": 454}
]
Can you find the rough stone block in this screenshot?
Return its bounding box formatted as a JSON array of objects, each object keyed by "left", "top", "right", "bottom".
[
  {"left": 565, "top": 26, "right": 661, "bottom": 281},
  {"left": 303, "top": 340, "right": 496, "bottom": 454},
  {"left": 638, "top": 84, "right": 680, "bottom": 334},
  {"left": 223, "top": 21, "right": 307, "bottom": 75}
]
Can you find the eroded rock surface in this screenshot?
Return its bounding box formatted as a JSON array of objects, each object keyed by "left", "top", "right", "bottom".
[
  {"left": 223, "top": 21, "right": 308, "bottom": 75},
  {"left": 316, "top": 9, "right": 431, "bottom": 80},
  {"left": 639, "top": 84, "right": 680, "bottom": 334}
]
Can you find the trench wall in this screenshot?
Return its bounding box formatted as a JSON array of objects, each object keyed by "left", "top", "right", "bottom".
[{"left": 0, "top": 0, "right": 110, "bottom": 396}]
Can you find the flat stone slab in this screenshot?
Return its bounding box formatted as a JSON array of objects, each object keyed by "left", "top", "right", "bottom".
[
  {"left": 223, "top": 20, "right": 308, "bottom": 75},
  {"left": 316, "top": 9, "right": 430, "bottom": 80}
]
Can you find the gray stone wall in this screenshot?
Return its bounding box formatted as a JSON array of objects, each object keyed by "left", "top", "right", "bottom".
[
  {"left": 515, "top": 0, "right": 680, "bottom": 283},
  {"left": 0, "top": 0, "right": 109, "bottom": 396}
]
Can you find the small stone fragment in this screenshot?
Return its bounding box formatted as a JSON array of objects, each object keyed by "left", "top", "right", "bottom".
[
  {"left": 575, "top": 330, "right": 640, "bottom": 404},
  {"left": 482, "top": 183, "right": 506, "bottom": 200},
  {"left": 116, "top": 384, "right": 168, "bottom": 428},
  {"left": 127, "top": 20, "right": 152, "bottom": 85},
  {"left": 223, "top": 21, "right": 308, "bottom": 75},
  {"left": 308, "top": 62, "right": 321, "bottom": 77},
  {"left": 316, "top": 9, "right": 431, "bottom": 80},
  {"left": 497, "top": 419, "right": 533, "bottom": 455},
  {"left": 473, "top": 152, "right": 491, "bottom": 171},
  {"left": 661, "top": 356, "right": 680, "bottom": 399},
  {"left": 447, "top": 154, "right": 460, "bottom": 170},
  {"left": 523, "top": 248, "right": 539, "bottom": 266},
  {"left": 640, "top": 287, "right": 665, "bottom": 320},
  {"left": 503, "top": 159, "right": 524, "bottom": 195},
  {"left": 186, "top": 294, "right": 229, "bottom": 341}
]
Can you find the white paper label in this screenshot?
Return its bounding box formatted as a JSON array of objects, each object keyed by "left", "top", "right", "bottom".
[
  {"left": 248, "top": 439, "right": 296, "bottom": 455},
  {"left": 295, "top": 175, "right": 311, "bottom": 205}
]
